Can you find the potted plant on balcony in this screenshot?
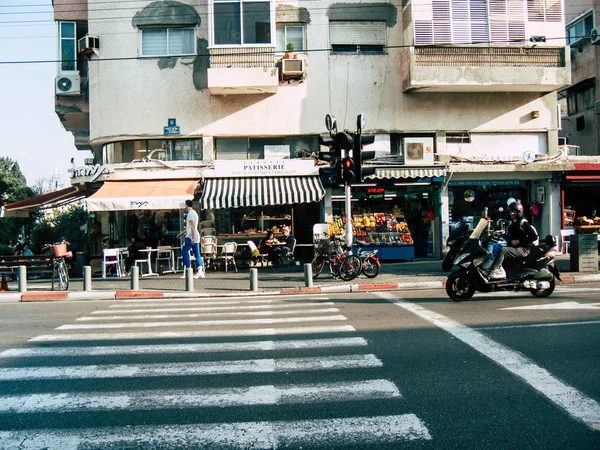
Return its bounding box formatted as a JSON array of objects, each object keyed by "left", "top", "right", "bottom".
[{"left": 284, "top": 42, "right": 294, "bottom": 59}]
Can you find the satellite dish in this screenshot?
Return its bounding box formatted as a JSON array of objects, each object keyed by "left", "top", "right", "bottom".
[
  {"left": 57, "top": 77, "right": 73, "bottom": 92},
  {"left": 522, "top": 150, "right": 536, "bottom": 164}
]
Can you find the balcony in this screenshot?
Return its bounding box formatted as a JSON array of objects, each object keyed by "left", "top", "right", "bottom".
[
  {"left": 401, "top": 46, "right": 571, "bottom": 93},
  {"left": 55, "top": 78, "right": 90, "bottom": 151},
  {"left": 207, "top": 47, "right": 279, "bottom": 95}
]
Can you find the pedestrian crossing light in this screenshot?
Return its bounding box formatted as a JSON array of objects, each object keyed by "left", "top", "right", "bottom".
[
  {"left": 341, "top": 157, "right": 356, "bottom": 183},
  {"left": 355, "top": 135, "right": 376, "bottom": 181}
]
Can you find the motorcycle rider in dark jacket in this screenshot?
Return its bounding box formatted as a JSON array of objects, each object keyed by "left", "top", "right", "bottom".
[{"left": 485, "top": 201, "right": 539, "bottom": 280}]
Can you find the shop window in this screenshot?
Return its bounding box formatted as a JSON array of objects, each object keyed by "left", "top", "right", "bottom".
[
  {"left": 214, "top": 205, "right": 292, "bottom": 236},
  {"left": 215, "top": 136, "right": 318, "bottom": 160}
]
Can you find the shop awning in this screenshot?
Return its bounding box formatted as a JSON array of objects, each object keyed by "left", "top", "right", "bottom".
[
  {"left": 365, "top": 167, "right": 446, "bottom": 180},
  {"left": 201, "top": 176, "right": 326, "bottom": 210},
  {"left": 0, "top": 186, "right": 86, "bottom": 218},
  {"left": 87, "top": 179, "right": 199, "bottom": 211}
]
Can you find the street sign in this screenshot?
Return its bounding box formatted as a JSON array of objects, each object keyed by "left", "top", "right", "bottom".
[
  {"left": 164, "top": 118, "right": 180, "bottom": 136},
  {"left": 325, "top": 114, "right": 336, "bottom": 132}
]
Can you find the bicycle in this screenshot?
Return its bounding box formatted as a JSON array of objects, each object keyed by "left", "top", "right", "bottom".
[
  {"left": 311, "top": 237, "right": 361, "bottom": 281},
  {"left": 357, "top": 247, "right": 380, "bottom": 278},
  {"left": 42, "top": 240, "right": 71, "bottom": 290}
]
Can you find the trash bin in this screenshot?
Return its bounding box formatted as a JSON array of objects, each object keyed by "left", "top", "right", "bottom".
[{"left": 74, "top": 252, "right": 90, "bottom": 277}]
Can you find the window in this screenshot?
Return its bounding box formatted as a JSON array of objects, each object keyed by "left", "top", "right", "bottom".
[
  {"left": 566, "top": 11, "right": 594, "bottom": 45},
  {"left": 215, "top": 136, "right": 317, "bottom": 159},
  {"left": 567, "top": 84, "right": 596, "bottom": 115},
  {"left": 141, "top": 28, "right": 196, "bottom": 56},
  {"left": 276, "top": 25, "right": 304, "bottom": 52},
  {"left": 330, "top": 21, "right": 386, "bottom": 54},
  {"left": 103, "top": 139, "right": 202, "bottom": 163},
  {"left": 59, "top": 22, "right": 77, "bottom": 72},
  {"left": 212, "top": 0, "right": 272, "bottom": 46}
]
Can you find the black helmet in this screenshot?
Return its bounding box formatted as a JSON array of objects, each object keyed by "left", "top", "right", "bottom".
[{"left": 508, "top": 201, "right": 524, "bottom": 218}]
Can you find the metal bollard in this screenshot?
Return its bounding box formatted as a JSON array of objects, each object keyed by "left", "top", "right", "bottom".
[
  {"left": 18, "top": 265, "right": 27, "bottom": 293},
  {"left": 83, "top": 266, "right": 92, "bottom": 291},
  {"left": 131, "top": 266, "right": 139, "bottom": 290},
  {"left": 304, "top": 263, "right": 313, "bottom": 288},
  {"left": 185, "top": 267, "right": 193, "bottom": 292},
  {"left": 249, "top": 268, "right": 258, "bottom": 292}
]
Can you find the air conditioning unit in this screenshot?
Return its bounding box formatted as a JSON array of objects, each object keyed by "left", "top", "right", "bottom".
[
  {"left": 281, "top": 58, "right": 305, "bottom": 76},
  {"left": 78, "top": 35, "right": 100, "bottom": 54},
  {"left": 591, "top": 26, "right": 600, "bottom": 45},
  {"left": 403, "top": 137, "right": 435, "bottom": 166},
  {"left": 55, "top": 74, "right": 81, "bottom": 96}
]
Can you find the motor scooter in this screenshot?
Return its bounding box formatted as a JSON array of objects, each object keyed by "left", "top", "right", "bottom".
[
  {"left": 445, "top": 218, "right": 560, "bottom": 302},
  {"left": 442, "top": 220, "right": 472, "bottom": 271}
]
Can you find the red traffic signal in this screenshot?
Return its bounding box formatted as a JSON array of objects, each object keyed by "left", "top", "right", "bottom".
[{"left": 341, "top": 157, "right": 356, "bottom": 183}]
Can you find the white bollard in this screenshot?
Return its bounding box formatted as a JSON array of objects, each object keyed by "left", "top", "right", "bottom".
[
  {"left": 185, "top": 267, "right": 193, "bottom": 291},
  {"left": 304, "top": 263, "right": 313, "bottom": 288},
  {"left": 83, "top": 266, "right": 92, "bottom": 291},
  {"left": 131, "top": 266, "right": 139, "bottom": 290},
  {"left": 18, "top": 265, "right": 27, "bottom": 293},
  {"left": 249, "top": 268, "right": 258, "bottom": 292}
]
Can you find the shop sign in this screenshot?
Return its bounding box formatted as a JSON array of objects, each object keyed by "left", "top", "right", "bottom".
[
  {"left": 69, "top": 164, "right": 112, "bottom": 182},
  {"left": 366, "top": 186, "right": 385, "bottom": 201},
  {"left": 449, "top": 180, "right": 524, "bottom": 188},
  {"left": 214, "top": 159, "right": 318, "bottom": 177}
]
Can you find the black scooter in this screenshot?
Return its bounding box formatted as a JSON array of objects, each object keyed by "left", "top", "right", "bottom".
[
  {"left": 445, "top": 218, "right": 560, "bottom": 302},
  {"left": 442, "top": 221, "right": 471, "bottom": 271}
]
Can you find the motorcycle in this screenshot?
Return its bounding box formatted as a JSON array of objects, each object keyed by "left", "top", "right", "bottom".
[
  {"left": 442, "top": 220, "right": 472, "bottom": 271},
  {"left": 445, "top": 218, "right": 560, "bottom": 302}
]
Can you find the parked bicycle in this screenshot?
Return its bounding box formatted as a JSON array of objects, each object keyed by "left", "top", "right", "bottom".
[
  {"left": 357, "top": 247, "right": 380, "bottom": 278},
  {"left": 311, "top": 237, "right": 361, "bottom": 281},
  {"left": 42, "top": 238, "right": 71, "bottom": 290}
]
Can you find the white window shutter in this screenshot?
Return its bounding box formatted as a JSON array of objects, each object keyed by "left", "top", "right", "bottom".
[{"left": 330, "top": 22, "right": 386, "bottom": 46}]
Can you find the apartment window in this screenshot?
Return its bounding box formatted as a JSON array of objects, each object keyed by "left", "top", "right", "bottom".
[
  {"left": 276, "top": 25, "right": 304, "bottom": 52},
  {"left": 566, "top": 11, "right": 594, "bottom": 45},
  {"left": 59, "top": 22, "right": 77, "bottom": 72},
  {"left": 566, "top": 85, "right": 596, "bottom": 115},
  {"left": 212, "top": 0, "right": 271, "bottom": 45},
  {"left": 141, "top": 28, "right": 196, "bottom": 56},
  {"left": 103, "top": 139, "right": 202, "bottom": 163},
  {"left": 330, "top": 21, "right": 386, "bottom": 54}
]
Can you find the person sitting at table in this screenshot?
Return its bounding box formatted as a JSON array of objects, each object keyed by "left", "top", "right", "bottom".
[
  {"left": 125, "top": 234, "right": 146, "bottom": 274},
  {"left": 275, "top": 225, "right": 295, "bottom": 265},
  {"left": 259, "top": 230, "right": 278, "bottom": 263}
]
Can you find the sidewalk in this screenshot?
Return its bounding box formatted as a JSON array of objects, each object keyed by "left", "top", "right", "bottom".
[{"left": 1, "top": 254, "right": 599, "bottom": 302}]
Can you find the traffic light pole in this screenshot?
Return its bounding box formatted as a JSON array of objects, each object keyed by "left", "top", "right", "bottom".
[{"left": 344, "top": 182, "right": 352, "bottom": 254}]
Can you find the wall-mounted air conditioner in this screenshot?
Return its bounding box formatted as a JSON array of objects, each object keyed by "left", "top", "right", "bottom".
[
  {"left": 403, "top": 137, "right": 435, "bottom": 165},
  {"left": 591, "top": 26, "right": 600, "bottom": 45},
  {"left": 281, "top": 58, "right": 305, "bottom": 76},
  {"left": 78, "top": 35, "right": 100, "bottom": 54},
  {"left": 55, "top": 74, "right": 81, "bottom": 96}
]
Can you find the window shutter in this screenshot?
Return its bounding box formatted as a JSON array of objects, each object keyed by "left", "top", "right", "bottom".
[
  {"left": 330, "top": 21, "right": 386, "bottom": 46},
  {"left": 142, "top": 29, "right": 168, "bottom": 56}
]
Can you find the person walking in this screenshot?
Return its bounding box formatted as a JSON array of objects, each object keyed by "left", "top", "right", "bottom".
[{"left": 177, "top": 200, "right": 204, "bottom": 278}]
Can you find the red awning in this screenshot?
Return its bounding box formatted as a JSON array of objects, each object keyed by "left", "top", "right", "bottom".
[
  {"left": 565, "top": 174, "right": 600, "bottom": 181},
  {"left": 1, "top": 186, "right": 86, "bottom": 218}
]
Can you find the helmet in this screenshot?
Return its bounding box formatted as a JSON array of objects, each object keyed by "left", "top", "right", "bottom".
[{"left": 508, "top": 201, "right": 524, "bottom": 218}]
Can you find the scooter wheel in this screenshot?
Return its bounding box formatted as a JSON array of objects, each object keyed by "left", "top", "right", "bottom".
[
  {"left": 445, "top": 272, "right": 475, "bottom": 302},
  {"left": 529, "top": 278, "right": 555, "bottom": 298}
]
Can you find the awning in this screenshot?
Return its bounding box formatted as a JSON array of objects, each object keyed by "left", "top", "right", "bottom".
[
  {"left": 0, "top": 186, "right": 86, "bottom": 218},
  {"left": 365, "top": 167, "right": 446, "bottom": 180},
  {"left": 201, "top": 176, "right": 326, "bottom": 210},
  {"left": 87, "top": 179, "right": 199, "bottom": 211}
]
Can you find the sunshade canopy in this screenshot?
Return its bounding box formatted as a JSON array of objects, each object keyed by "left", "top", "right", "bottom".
[{"left": 0, "top": 186, "right": 85, "bottom": 218}]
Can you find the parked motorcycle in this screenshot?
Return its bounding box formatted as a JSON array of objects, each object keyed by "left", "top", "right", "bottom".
[
  {"left": 445, "top": 218, "right": 560, "bottom": 302},
  {"left": 442, "top": 220, "right": 472, "bottom": 271}
]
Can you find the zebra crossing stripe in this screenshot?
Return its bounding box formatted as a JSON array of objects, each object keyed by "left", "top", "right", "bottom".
[
  {"left": 56, "top": 315, "right": 347, "bottom": 330},
  {"left": 1, "top": 337, "right": 368, "bottom": 358},
  {"left": 0, "top": 354, "right": 382, "bottom": 381},
  {"left": 0, "top": 414, "right": 431, "bottom": 448},
  {"left": 29, "top": 325, "right": 357, "bottom": 342},
  {"left": 93, "top": 301, "right": 335, "bottom": 314},
  {"left": 110, "top": 296, "right": 328, "bottom": 306},
  {"left": 0, "top": 379, "right": 400, "bottom": 413},
  {"left": 76, "top": 307, "right": 340, "bottom": 321}
]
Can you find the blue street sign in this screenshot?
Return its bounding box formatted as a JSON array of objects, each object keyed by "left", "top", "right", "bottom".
[{"left": 164, "top": 118, "right": 180, "bottom": 136}]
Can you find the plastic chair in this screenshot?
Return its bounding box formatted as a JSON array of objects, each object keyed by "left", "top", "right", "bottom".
[
  {"left": 200, "top": 227, "right": 216, "bottom": 238},
  {"left": 219, "top": 242, "right": 238, "bottom": 272},
  {"left": 134, "top": 247, "right": 152, "bottom": 275},
  {"left": 102, "top": 248, "right": 121, "bottom": 278},
  {"left": 201, "top": 241, "right": 218, "bottom": 270},
  {"left": 155, "top": 245, "right": 173, "bottom": 273},
  {"left": 560, "top": 229, "right": 574, "bottom": 254}
]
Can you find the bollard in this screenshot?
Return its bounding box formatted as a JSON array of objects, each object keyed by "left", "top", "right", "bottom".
[
  {"left": 249, "top": 268, "right": 258, "bottom": 292},
  {"left": 18, "top": 265, "right": 27, "bottom": 293},
  {"left": 185, "top": 267, "right": 193, "bottom": 292},
  {"left": 131, "top": 266, "right": 139, "bottom": 290},
  {"left": 83, "top": 266, "right": 92, "bottom": 291},
  {"left": 304, "top": 263, "right": 313, "bottom": 288}
]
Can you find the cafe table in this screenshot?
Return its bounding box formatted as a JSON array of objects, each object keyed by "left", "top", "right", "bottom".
[{"left": 137, "top": 248, "right": 160, "bottom": 277}]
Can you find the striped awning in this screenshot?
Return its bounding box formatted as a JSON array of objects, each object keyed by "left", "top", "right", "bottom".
[
  {"left": 365, "top": 167, "right": 446, "bottom": 180},
  {"left": 201, "top": 176, "right": 326, "bottom": 210}
]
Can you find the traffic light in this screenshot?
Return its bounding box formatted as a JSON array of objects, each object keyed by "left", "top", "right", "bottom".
[
  {"left": 354, "top": 134, "right": 376, "bottom": 181},
  {"left": 318, "top": 134, "right": 340, "bottom": 185},
  {"left": 341, "top": 157, "right": 356, "bottom": 183}
]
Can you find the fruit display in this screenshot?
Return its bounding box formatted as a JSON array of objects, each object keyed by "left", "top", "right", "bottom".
[
  {"left": 576, "top": 216, "right": 600, "bottom": 226},
  {"left": 332, "top": 210, "right": 413, "bottom": 246}
]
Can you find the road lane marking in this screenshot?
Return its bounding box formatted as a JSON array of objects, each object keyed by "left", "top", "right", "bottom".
[
  {"left": 77, "top": 307, "right": 340, "bottom": 321},
  {"left": 28, "top": 325, "right": 357, "bottom": 342},
  {"left": 477, "top": 320, "right": 600, "bottom": 330},
  {"left": 501, "top": 302, "right": 600, "bottom": 310},
  {"left": 94, "top": 301, "right": 335, "bottom": 314},
  {"left": 1, "top": 337, "right": 368, "bottom": 358},
  {"left": 0, "top": 379, "right": 400, "bottom": 413},
  {"left": 377, "top": 292, "right": 600, "bottom": 431},
  {"left": 111, "top": 296, "right": 328, "bottom": 306},
  {"left": 0, "top": 414, "right": 431, "bottom": 449}
]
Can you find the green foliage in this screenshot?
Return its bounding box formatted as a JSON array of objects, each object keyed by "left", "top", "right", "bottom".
[
  {"left": 0, "top": 157, "right": 32, "bottom": 205},
  {"left": 285, "top": 42, "right": 294, "bottom": 52},
  {"left": 28, "top": 206, "right": 86, "bottom": 254}
]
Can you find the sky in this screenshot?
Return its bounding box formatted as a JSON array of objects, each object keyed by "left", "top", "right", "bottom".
[{"left": 0, "top": 0, "right": 91, "bottom": 189}]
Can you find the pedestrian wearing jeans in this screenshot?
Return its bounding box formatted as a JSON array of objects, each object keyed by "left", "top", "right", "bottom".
[{"left": 177, "top": 199, "right": 204, "bottom": 278}]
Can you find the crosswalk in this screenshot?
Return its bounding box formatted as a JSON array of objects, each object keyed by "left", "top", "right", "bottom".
[{"left": 0, "top": 294, "right": 432, "bottom": 449}]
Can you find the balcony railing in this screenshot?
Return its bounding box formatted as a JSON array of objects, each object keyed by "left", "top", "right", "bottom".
[
  {"left": 209, "top": 46, "right": 277, "bottom": 69},
  {"left": 414, "top": 46, "right": 566, "bottom": 68}
]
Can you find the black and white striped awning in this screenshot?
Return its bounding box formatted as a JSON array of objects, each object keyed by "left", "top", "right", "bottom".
[{"left": 201, "top": 176, "right": 326, "bottom": 210}]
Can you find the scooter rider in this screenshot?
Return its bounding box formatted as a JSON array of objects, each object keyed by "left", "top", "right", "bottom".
[{"left": 484, "top": 201, "right": 539, "bottom": 280}]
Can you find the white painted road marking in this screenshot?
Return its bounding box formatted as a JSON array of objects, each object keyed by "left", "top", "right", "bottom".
[
  {"left": 501, "top": 302, "right": 600, "bottom": 310},
  {"left": 93, "top": 301, "right": 335, "bottom": 314},
  {"left": 0, "top": 414, "right": 431, "bottom": 449},
  {"left": 56, "top": 315, "right": 347, "bottom": 330},
  {"left": 377, "top": 292, "right": 600, "bottom": 431},
  {"left": 1, "top": 336, "right": 368, "bottom": 358},
  {"left": 111, "top": 296, "right": 328, "bottom": 306},
  {"left": 0, "top": 379, "right": 400, "bottom": 413},
  {"left": 477, "top": 320, "right": 600, "bottom": 331},
  {"left": 0, "top": 354, "right": 383, "bottom": 381},
  {"left": 28, "top": 325, "right": 357, "bottom": 342}
]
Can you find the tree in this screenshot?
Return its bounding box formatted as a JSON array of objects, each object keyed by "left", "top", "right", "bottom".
[{"left": 0, "top": 157, "right": 36, "bottom": 246}]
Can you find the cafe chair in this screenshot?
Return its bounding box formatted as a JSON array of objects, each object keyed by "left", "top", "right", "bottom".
[
  {"left": 102, "top": 248, "right": 121, "bottom": 278},
  {"left": 155, "top": 245, "right": 173, "bottom": 273},
  {"left": 560, "top": 229, "right": 574, "bottom": 254},
  {"left": 200, "top": 227, "right": 216, "bottom": 238},
  {"left": 176, "top": 250, "right": 196, "bottom": 272},
  {"left": 219, "top": 242, "right": 238, "bottom": 272},
  {"left": 201, "top": 241, "right": 218, "bottom": 270},
  {"left": 134, "top": 247, "right": 152, "bottom": 276}
]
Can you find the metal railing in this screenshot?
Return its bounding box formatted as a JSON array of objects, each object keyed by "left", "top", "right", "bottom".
[
  {"left": 209, "top": 46, "right": 277, "bottom": 68},
  {"left": 414, "top": 46, "right": 566, "bottom": 67}
]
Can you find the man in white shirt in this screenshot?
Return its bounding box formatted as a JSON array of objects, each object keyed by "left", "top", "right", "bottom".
[{"left": 177, "top": 200, "right": 204, "bottom": 278}]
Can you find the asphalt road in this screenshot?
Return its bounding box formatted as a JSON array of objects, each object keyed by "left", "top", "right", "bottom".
[{"left": 0, "top": 284, "right": 599, "bottom": 449}]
